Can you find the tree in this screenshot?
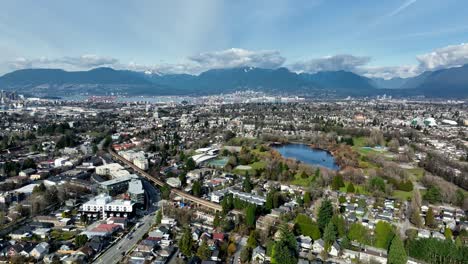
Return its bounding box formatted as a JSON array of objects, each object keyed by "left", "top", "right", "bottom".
[
  {"left": 213, "top": 212, "right": 221, "bottom": 228},
  {"left": 80, "top": 214, "right": 88, "bottom": 225},
  {"left": 347, "top": 182, "right": 355, "bottom": 193},
  {"left": 197, "top": 240, "right": 211, "bottom": 260},
  {"left": 348, "top": 223, "right": 368, "bottom": 245},
  {"left": 323, "top": 222, "right": 337, "bottom": 249},
  {"left": 387, "top": 235, "right": 407, "bottom": 264},
  {"left": 179, "top": 228, "right": 194, "bottom": 257},
  {"left": 455, "top": 189, "right": 465, "bottom": 207},
  {"left": 317, "top": 199, "right": 333, "bottom": 232},
  {"left": 375, "top": 221, "right": 395, "bottom": 249},
  {"left": 227, "top": 243, "right": 237, "bottom": 256},
  {"left": 240, "top": 247, "right": 251, "bottom": 263},
  {"left": 303, "top": 192, "right": 311, "bottom": 206},
  {"left": 409, "top": 187, "right": 423, "bottom": 227},
  {"left": 369, "top": 176, "right": 386, "bottom": 193},
  {"left": 388, "top": 139, "right": 400, "bottom": 153},
  {"left": 331, "top": 175, "right": 345, "bottom": 190},
  {"left": 425, "top": 207, "right": 435, "bottom": 228},
  {"left": 192, "top": 181, "right": 202, "bottom": 197},
  {"left": 245, "top": 204, "right": 256, "bottom": 228},
  {"left": 160, "top": 184, "right": 171, "bottom": 199},
  {"left": 271, "top": 225, "right": 298, "bottom": 264},
  {"left": 33, "top": 183, "right": 47, "bottom": 194},
  {"left": 331, "top": 215, "right": 346, "bottom": 238},
  {"left": 179, "top": 173, "right": 187, "bottom": 187},
  {"left": 155, "top": 210, "right": 162, "bottom": 224},
  {"left": 243, "top": 174, "right": 253, "bottom": 193},
  {"left": 444, "top": 228, "right": 453, "bottom": 240},
  {"left": 247, "top": 231, "right": 258, "bottom": 249},
  {"left": 424, "top": 186, "right": 442, "bottom": 203},
  {"left": 294, "top": 214, "right": 321, "bottom": 240},
  {"left": 185, "top": 158, "right": 196, "bottom": 171},
  {"left": 74, "top": 234, "right": 88, "bottom": 247}
]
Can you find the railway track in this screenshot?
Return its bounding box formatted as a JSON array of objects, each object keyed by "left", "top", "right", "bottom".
[{"left": 109, "top": 149, "right": 223, "bottom": 212}]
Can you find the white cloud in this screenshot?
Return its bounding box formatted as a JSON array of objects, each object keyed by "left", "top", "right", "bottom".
[
  {"left": 7, "top": 48, "right": 286, "bottom": 75},
  {"left": 416, "top": 43, "right": 468, "bottom": 71},
  {"left": 289, "top": 54, "right": 371, "bottom": 73},
  {"left": 188, "top": 48, "right": 286, "bottom": 71},
  {"left": 360, "top": 65, "right": 419, "bottom": 79},
  {"left": 8, "top": 54, "right": 119, "bottom": 71}
]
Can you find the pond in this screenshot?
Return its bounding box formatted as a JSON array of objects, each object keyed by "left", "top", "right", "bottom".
[{"left": 273, "top": 143, "right": 340, "bottom": 170}]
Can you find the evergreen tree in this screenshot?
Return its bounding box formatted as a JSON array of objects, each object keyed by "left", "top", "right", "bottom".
[
  {"left": 192, "top": 181, "right": 202, "bottom": 197},
  {"left": 245, "top": 204, "right": 256, "bottom": 228},
  {"left": 155, "top": 210, "right": 162, "bottom": 224},
  {"left": 323, "top": 222, "right": 337, "bottom": 249},
  {"left": 375, "top": 221, "right": 395, "bottom": 249},
  {"left": 331, "top": 175, "right": 345, "bottom": 190},
  {"left": 247, "top": 231, "right": 258, "bottom": 249},
  {"left": 318, "top": 199, "right": 334, "bottom": 232},
  {"left": 271, "top": 225, "right": 298, "bottom": 264},
  {"left": 179, "top": 228, "right": 194, "bottom": 257},
  {"left": 388, "top": 235, "right": 407, "bottom": 264},
  {"left": 347, "top": 182, "right": 355, "bottom": 193},
  {"left": 243, "top": 173, "right": 253, "bottom": 193},
  {"left": 444, "top": 228, "right": 453, "bottom": 240},
  {"left": 303, "top": 192, "right": 311, "bottom": 206},
  {"left": 197, "top": 240, "right": 211, "bottom": 260},
  {"left": 74, "top": 234, "right": 88, "bottom": 247},
  {"left": 425, "top": 207, "right": 435, "bottom": 228}
]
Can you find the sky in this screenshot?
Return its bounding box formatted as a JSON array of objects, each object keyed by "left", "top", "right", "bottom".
[{"left": 1, "top": 0, "right": 468, "bottom": 79}]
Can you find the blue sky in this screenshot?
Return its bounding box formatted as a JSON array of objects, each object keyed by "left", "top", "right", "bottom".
[{"left": 1, "top": 0, "right": 468, "bottom": 78}]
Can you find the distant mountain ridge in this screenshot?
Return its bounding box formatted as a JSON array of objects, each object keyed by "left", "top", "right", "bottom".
[{"left": 1, "top": 65, "right": 467, "bottom": 98}]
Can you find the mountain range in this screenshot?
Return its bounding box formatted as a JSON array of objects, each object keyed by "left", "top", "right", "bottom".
[{"left": 1, "top": 64, "right": 468, "bottom": 98}]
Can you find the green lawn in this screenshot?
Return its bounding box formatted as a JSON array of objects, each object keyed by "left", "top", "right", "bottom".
[
  {"left": 393, "top": 190, "right": 413, "bottom": 201},
  {"left": 51, "top": 230, "right": 76, "bottom": 241},
  {"left": 233, "top": 161, "right": 266, "bottom": 176},
  {"left": 339, "top": 182, "right": 368, "bottom": 195},
  {"left": 407, "top": 168, "right": 425, "bottom": 180},
  {"left": 291, "top": 173, "right": 315, "bottom": 187}
]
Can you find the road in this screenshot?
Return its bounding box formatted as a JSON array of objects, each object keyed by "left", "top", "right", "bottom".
[
  {"left": 94, "top": 212, "right": 155, "bottom": 264},
  {"left": 233, "top": 237, "right": 247, "bottom": 264},
  {"left": 94, "top": 182, "right": 159, "bottom": 264}
]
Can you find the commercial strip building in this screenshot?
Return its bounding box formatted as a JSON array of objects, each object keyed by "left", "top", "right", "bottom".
[{"left": 81, "top": 194, "right": 135, "bottom": 220}]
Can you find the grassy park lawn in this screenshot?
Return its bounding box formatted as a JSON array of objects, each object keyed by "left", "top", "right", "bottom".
[
  {"left": 392, "top": 190, "right": 413, "bottom": 201},
  {"left": 291, "top": 173, "right": 315, "bottom": 187},
  {"left": 339, "top": 182, "right": 368, "bottom": 195}
]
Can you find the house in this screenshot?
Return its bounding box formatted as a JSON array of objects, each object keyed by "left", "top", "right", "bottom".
[
  {"left": 107, "top": 217, "right": 128, "bottom": 228},
  {"left": 432, "top": 232, "right": 445, "bottom": 240},
  {"left": 19, "top": 168, "right": 36, "bottom": 177},
  {"left": 30, "top": 242, "right": 50, "bottom": 259},
  {"left": 212, "top": 233, "right": 225, "bottom": 242},
  {"left": 32, "top": 228, "right": 51, "bottom": 239},
  {"left": 87, "top": 236, "right": 109, "bottom": 253},
  {"left": 62, "top": 254, "right": 87, "bottom": 264},
  {"left": 312, "top": 239, "right": 325, "bottom": 254},
  {"left": 252, "top": 246, "right": 266, "bottom": 262},
  {"left": 192, "top": 229, "right": 202, "bottom": 241},
  {"left": 10, "top": 226, "right": 33, "bottom": 240},
  {"left": 418, "top": 229, "right": 431, "bottom": 239},
  {"left": 297, "top": 235, "right": 313, "bottom": 249},
  {"left": 329, "top": 242, "right": 340, "bottom": 257},
  {"left": 211, "top": 249, "right": 220, "bottom": 261}
]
